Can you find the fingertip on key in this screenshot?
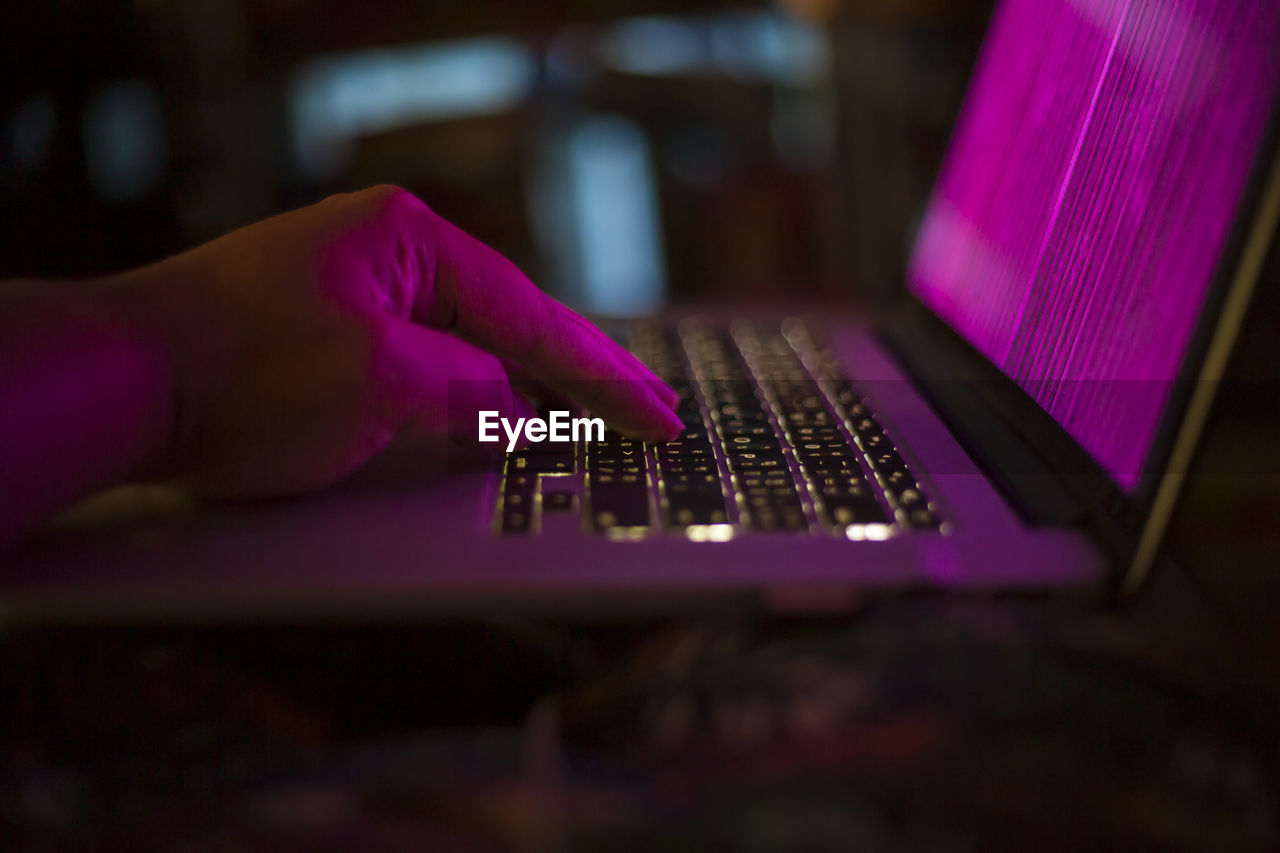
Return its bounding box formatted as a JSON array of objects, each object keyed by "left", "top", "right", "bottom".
[
  {"left": 616, "top": 397, "right": 683, "bottom": 444},
  {"left": 653, "top": 401, "right": 684, "bottom": 441}
]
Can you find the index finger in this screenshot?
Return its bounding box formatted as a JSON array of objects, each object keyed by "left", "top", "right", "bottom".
[{"left": 400, "top": 195, "right": 682, "bottom": 440}]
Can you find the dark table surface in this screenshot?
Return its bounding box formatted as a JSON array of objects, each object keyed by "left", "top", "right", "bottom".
[{"left": 3, "top": 549, "right": 1278, "bottom": 851}]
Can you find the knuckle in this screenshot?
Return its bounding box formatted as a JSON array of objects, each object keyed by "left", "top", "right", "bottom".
[
  {"left": 368, "top": 183, "right": 408, "bottom": 202},
  {"left": 365, "top": 184, "right": 430, "bottom": 223}
]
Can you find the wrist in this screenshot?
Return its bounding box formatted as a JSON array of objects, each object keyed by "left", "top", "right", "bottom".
[{"left": 0, "top": 275, "right": 178, "bottom": 543}]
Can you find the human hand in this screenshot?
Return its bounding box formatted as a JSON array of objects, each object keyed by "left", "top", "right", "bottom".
[{"left": 113, "top": 184, "right": 681, "bottom": 498}]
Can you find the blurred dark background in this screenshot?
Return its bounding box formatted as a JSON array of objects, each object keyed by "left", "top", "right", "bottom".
[
  {"left": 0, "top": 0, "right": 990, "bottom": 311},
  {"left": 1, "top": 0, "right": 1277, "bottom": 645}
]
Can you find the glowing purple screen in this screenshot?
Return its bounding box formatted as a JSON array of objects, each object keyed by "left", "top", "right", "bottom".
[{"left": 908, "top": 0, "right": 1279, "bottom": 488}]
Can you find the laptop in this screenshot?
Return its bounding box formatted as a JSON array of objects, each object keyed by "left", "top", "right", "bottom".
[{"left": 4, "top": 0, "right": 1279, "bottom": 621}]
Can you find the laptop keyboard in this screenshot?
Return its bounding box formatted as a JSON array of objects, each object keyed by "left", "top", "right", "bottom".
[{"left": 495, "top": 321, "right": 945, "bottom": 539}]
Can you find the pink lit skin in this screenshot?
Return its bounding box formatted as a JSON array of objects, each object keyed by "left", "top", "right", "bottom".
[{"left": 0, "top": 185, "right": 681, "bottom": 548}]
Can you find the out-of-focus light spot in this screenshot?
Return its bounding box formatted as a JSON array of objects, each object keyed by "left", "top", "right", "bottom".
[
  {"left": 602, "top": 12, "right": 829, "bottom": 84},
  {"left": 685, "top": 524, "right": 735, "bottom": 542},
  {"left": 709, "top": 17, "right": 771, "bottom": 80},
  {"left": 605, "top": 17, "right": 704, "bottom": 75},
  {"left": 569, "top": 115, "right": 666, "bottom": 316},
  {"left": 845, "top": 524, "right": 894, "bottom": 541},
  {"left": 290, "top": 38, "right": 536, "bottom": 178},
  {"left": 82, "top": 80, "right": 168, "bottom": 200},
  {"left": 10, "top": 93, "right": 56, "bottom": 173}
]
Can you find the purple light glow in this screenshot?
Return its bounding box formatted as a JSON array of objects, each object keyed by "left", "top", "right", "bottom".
[{"left": 908, "top": 0, "right": 1279, "bottom": 488}]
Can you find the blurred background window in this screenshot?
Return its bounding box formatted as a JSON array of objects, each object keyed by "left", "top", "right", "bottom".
[
  {"left": 289, "top": 38, "right": 537, "bottom": 179},
  {"left": 561, "top": 114, "right": 666, "bottom": 316}
]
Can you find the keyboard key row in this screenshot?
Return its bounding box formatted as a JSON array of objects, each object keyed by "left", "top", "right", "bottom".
[
  {"left": 497, "top": 322, "right": 944, "bottom": 537},
  {"left": 739, "top": 329, "right": 891, "bottom": 533},
  {"left": 822, "top": 378, "right": 942, "bottom": 531}
]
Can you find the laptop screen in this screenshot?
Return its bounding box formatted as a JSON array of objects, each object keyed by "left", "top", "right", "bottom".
[{"left": 907, "top": 0, "right": 1279, "bottom": 490}]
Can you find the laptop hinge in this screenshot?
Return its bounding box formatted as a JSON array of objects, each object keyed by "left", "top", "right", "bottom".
[{"left": 878, "top": 303, "right": 1134, "bottom": 560}]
